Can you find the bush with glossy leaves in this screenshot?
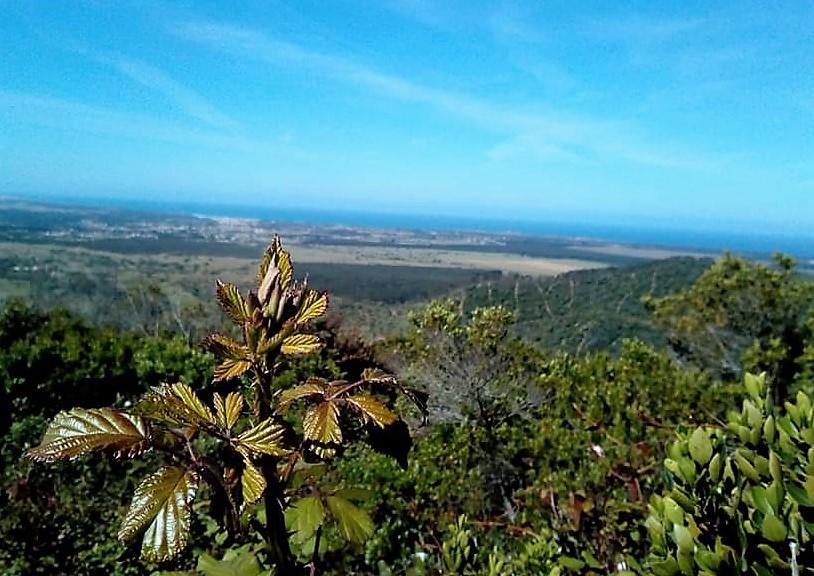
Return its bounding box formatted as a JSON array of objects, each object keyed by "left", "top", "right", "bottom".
[{"left": 645, "top": 372, "right": 814, "bottom": 575}]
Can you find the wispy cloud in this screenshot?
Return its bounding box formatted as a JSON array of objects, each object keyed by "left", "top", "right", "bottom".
[
  {"left": 16, "top": 17, "right": 240, "bottom": 133},
  {"left": 487, "top": 2, "right": 546, "bottom": 44},
  {"left": 56, "top": 35, "right": 240, "bottom": 133},
  {"left": 585, "top": 14, "right": 705, "bottom": 45},
  {"left": 175, "top": 22, "right": 712, "bottom": 169},
  {"left": 0, "top": 89, "right": 249, "bottom": 150},
  {"left": 99, "top": 53, "right": 240, "bottom": 132},
  {"left": 382, "top": 0, "right": 466, "bottom": 30}
]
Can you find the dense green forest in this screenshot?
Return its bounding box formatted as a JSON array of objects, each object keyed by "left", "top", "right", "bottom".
[
  {"left": 2, "top": 243, "right": 814, "bottom": 575},
  {"left": 462, "top": 257, "right": 711, "bottom": 354}
]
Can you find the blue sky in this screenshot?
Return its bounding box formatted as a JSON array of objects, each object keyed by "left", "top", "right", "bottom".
[{"left": 1, "top": 1, "right": 812, "bottom": 235}]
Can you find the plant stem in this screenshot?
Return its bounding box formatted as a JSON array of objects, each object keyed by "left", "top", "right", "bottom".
[
  {"left": 253, "top": 361, "right": 297, "bottom": 572},
  {"left": 263, "top": 458, "right": 297, "bottom": 571},
  {"left": 307, "top": 525, "right": 323, "bottom": 576}
]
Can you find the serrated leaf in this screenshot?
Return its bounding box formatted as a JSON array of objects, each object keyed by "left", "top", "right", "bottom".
[
  {"left": 325, "top": 495, "right": 374, "bottom": 545},
  {"left": 303, "top": 401, "right": 342, "bottom": 446},
  {"left": 256, "top": 245, "right": 273, "bottom": 289},
  {"left": 118, "top": 466, "right": 199, "bottom": 562},
  {"left": 346, "top": 394, "right": 397, "bottom": 428},
  {"left": 197, "top": 548, "right": 265, "bottom": 576},
  {"left": 295, "top": 290, "right": 328, "bottom": 325},
  {"left": 241, "top": 457, "right": 266, "bottom": 505},
  {"left": 136, "top": 385, "right": 212, "bottom": 427},
  {"left": 214, "top": 392, "right": 244, "bottom": 430},
  {"left": 202, "top": 333, "right": 249, "bottom": 361},
  {"left": 285, "top": 495, "right": 325, "bottom": 544},
  {"left": 334, "top": 487, "right": 374, "bottom": 502},
  {"left": 214, "top": 358, "right": 252, "bottom": 382},
  {"left": 281, "top": 334, "right": 322, "bottom": 355},
  {"left": 170, "top": 382, "right": 215, "bottom": 425},
  {"left": 237, "top": 419, "right": 288, "bottom": 456},
  {"left": 277, "top": 247, "right": 293, "bottom": 291},
  {"left": 361, "top": 367, "right": 397, "bottom": 385},
  {"left": 276, "top": 379, "right": 328, "bottom": 411},
  {"left": 25, "top": 408, "right": 150, "bottom": 462},
  {"left": 216, "top": 281, "right": 250, "bottom": 324}
]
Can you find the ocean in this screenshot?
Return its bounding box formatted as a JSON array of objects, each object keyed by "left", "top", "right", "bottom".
[{"left": 18, "top": 194, "right": 814, "bottom": 259}]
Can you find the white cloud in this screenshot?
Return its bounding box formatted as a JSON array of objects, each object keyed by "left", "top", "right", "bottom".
[
  {"left": 176, "top": 22, "right": 713, "bottom": 169},
  {"left": 102, "top": 54, "right": 240, "bottom": 132},
  {"left": 584, "top": 14, "right": 705, "bottom": 45},
  {"left": 0, "top": 89, "right": 249, "bottom": 150},
  {"left": 62, "top": 39, "right": 240, "bottom": 133}
]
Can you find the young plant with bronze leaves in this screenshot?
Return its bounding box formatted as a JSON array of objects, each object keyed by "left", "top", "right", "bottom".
[{"left": 25, "top": 237, "right": 422, "bottom": 574}]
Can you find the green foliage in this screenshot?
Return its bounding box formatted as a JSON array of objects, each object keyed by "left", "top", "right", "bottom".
[
  {"left": 390, "top": 298, "right": 543, "bottom": 426},
  {"left": 645, "top": 372, "right": 814, "bottom": 574},
  {"left": 196, "top": 545, "right": 271, "bottom": 576},
  {"left": 336, "top": 338, "right": 729, "bottom": 575},
  {"left": 7, "top": 243, "right": 814, "bottom": 576},
  {"left": 23, "top": 238, "right": 421, "bottom": 573},
  {"left": 512, "top": 340, "right": 729, "bottom": 571},
  {"left": 647, "top": 254, "right": 814, "bottom": 396},
  {"left": 464, "top": 257, "right": 711, "bottom": 354},
  {"left": 0, "top": 302, "right": 214, "bottom": 575}
]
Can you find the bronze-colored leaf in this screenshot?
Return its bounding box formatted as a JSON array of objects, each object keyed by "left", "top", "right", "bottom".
[
  {"left": 255, "top": 330, "right": 284, "bottom": 356},
  {"left": 276, "top": 378, "right": 328, "bottom": 411},
  {"left": 256, "top": 246, "right": 273, "bottom": 289},
  {"left": 277, "top": 246, "right": 293, "bottom": 291},
  {"left": 201, "top": 333, "right": 249, "bottom": 360},
  {"left": 213, "top": 391, "right": 244, "bottom": 430},
  {"left": 215, "top": 281, "right": 250, "bottom": 324},
  {"left": 169, "top": 382, "right": 215, "bottom": 425},
  {"left": 135, "top": 384, "right": 211, "bottom": 427},
  {"left": 236, "top": 419, "right": 289, "bottom": 456},
  {"left": 25, "top": 408, "right": 150, "bottom": 462},
  {"left": 118, "top": 466, "right": 199, "bottom": 562},
  {"left": 303, "top": 402, "right": 342, "bottom": 446},
  {"left": 295, "top": 290, "right": 329, "bottom": 325},
  {"left": 214, "top": 358, "right": 252, "bottom": 382},
  {"left": 346, "top": 394, "right": 397, "bottom": 428},
  {"left": 281, "top": 334, "right": 322, "bottom": 355},
  {"left": 241, "top": 457, "right": 266, "bottom": 504},
  {"left": 360, "top": 368, "right": 397, "bottom": 385}
]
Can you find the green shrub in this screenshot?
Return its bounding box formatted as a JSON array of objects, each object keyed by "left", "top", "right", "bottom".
[
  {"left": 645, "top": 372, "right": 814, "bottom": 575},
  {"left": 21, "top": 238, "right": 422, "bottom": 575}
]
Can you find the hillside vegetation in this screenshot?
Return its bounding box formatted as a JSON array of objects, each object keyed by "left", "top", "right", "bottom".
[
  {"left": 464, "top": 257, "right": 711, "bottom": 354},
  {"left": 2, "top": 241, "right": 813, "bottom": 576}
]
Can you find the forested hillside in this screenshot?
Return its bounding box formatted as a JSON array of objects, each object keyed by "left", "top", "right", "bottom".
[
  {"left": 463, "top": 257, "right": 711, "bottom": 353},
  {"left": 2, "top": 242, "right": 813, "bottom": 576}
]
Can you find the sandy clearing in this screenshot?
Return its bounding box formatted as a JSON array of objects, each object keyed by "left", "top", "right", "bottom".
[
  {"left": 0, "top": 241, "right": 607, "bottom": 277},
  {"left": 566, "top": 243, "right": 712, "bottom": 260},
  {"left": 287, "top": 244, "right": 605, "bottom": 276}
]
